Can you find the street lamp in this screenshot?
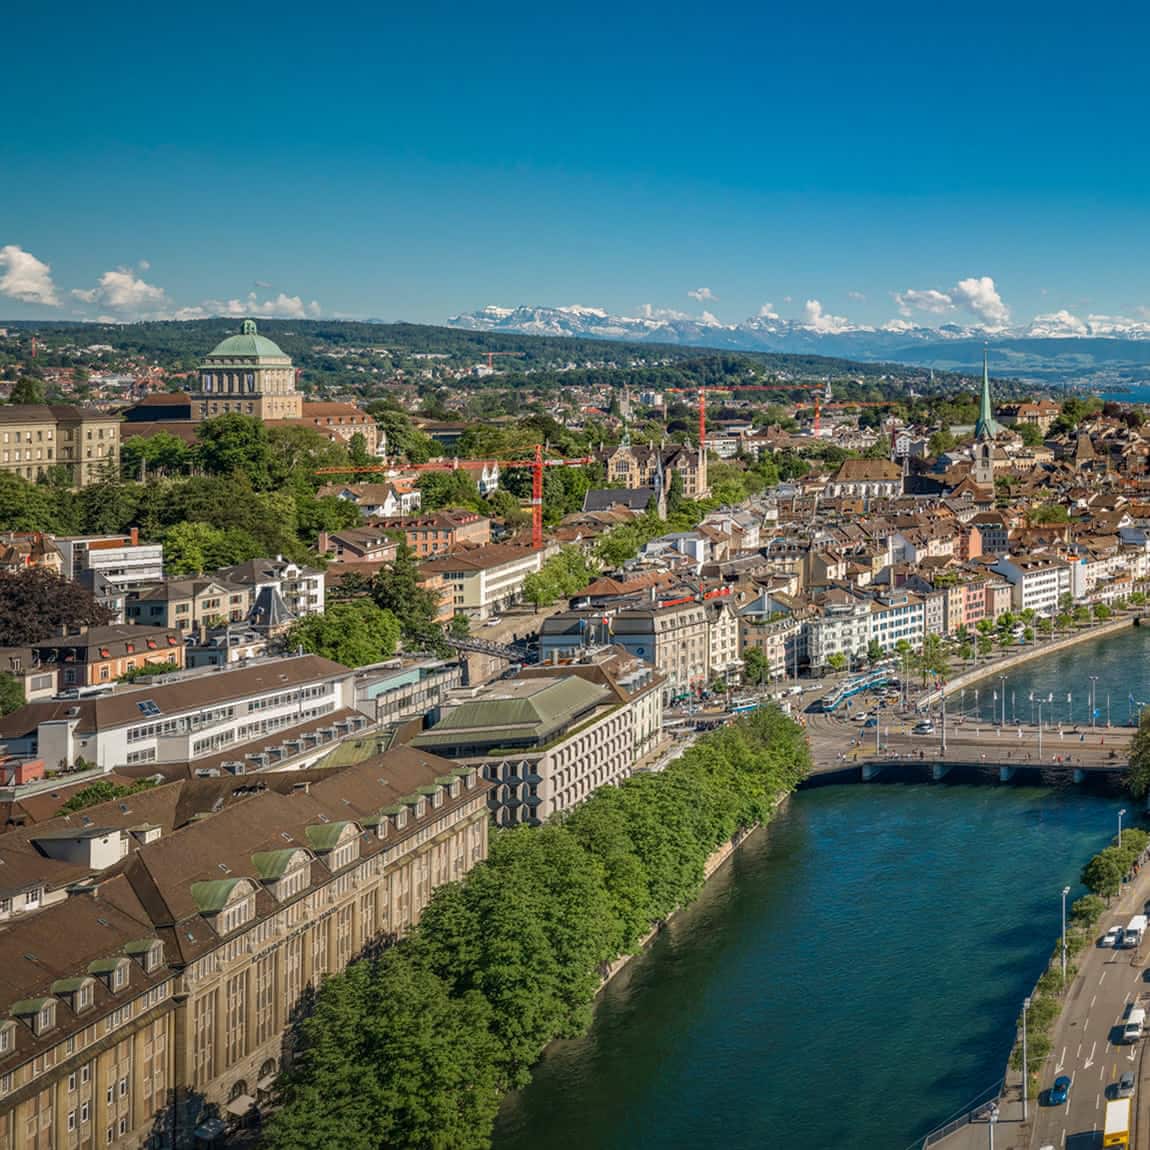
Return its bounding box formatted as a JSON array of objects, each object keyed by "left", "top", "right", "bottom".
[
  {"left": 1037, "top": 699, "right": 1044, "bottom": 760},
  {"left": 988, "top": 1103, "right": 999, "bottom": 1150},
  {"left": 1119, "top": 808, "right": 1128, "bottom": 849},
  {"left": 1090, "top": 675, "right": 1099, "bottom": 728},
  {"left": 1061, "top": 885, "right": 1070, "bottom": 984},
  {"left": 1021, "top": 996, "right": 1031, "bottom": 1120},
  {"left": 999, "top": 674, "right": 1007, "bottom": 726}
]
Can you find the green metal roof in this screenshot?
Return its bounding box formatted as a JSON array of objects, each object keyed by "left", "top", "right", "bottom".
[
  {"left": 190, "top": 878, "right": 243, "bottom": 914},
  {"left": 123, "top": 939, "right": 158, "bottom": 956},
  {"left": 251, "top": 849, "right": 303, "bottom": 880},
  {"left": 417, "top": 785, "right": 441, "bottom": 796},
  {"left": 399, "top": 794, "right": 423, "bottom": 808},
  {"left": 87, "top": 957, "right": 125, "bottom": 976},
  {"left": 378, "top": 803, "right": 404, "bottom": 817},
  {"left": 435, "top": 775, "right": 458, "bottom": 787},
  {"left": 304, "top": 821, "right": 353, "bottom": 853},
  {"left": 11, "top": 997, "right": 52, "bottom": 1015},
  {"left": 205, "top": 320, "right": 289, "bottom": 362},
  {"left": 411, "top": 677, "right": 605, "bottom": 750},
  {"left": 51, "top": 977, "right": 91, "bottom": 994}
]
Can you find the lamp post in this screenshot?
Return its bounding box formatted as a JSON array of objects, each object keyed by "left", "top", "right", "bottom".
[
  {"left": 1022, "top": 996, "right": 1031, "bottom": 1121},
  {"left": 988, "top": 1103, "right": 998, "bottom": 1150},
  {"left": 1090, "top": 675, "right": 1099, "bottom": 728},
  {"left": 1119, "top": 807, "right": 1127, "bottom": 849},
  {"left": 1000, "top": 674, "right": 1007, "bottom": 726},
  {"left": 1061, "top": 885, "right": 1070, "bottom": 984},
  {"left": 1037, "top": 699, "right": 1044, "bottom": 760}
]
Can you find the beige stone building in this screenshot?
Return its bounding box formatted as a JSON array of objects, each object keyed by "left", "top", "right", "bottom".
[
  {"left": 0, "top": 747, "right": 490, "bottom": 1148},
  {"left": 0, "top": 407, "right": 120, "bottom": 488},
  {"left": 192, "top": 321, "right": 301, "bottom": 422}
]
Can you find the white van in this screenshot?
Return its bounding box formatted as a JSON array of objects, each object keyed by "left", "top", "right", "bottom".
[{"left": 1122, "top": 1007, "right": 1145, "bottom": 1043}]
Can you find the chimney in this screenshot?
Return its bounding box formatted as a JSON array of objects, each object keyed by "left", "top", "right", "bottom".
[{"left": 129, "top": 527, "right": 138, "bottom": 546}]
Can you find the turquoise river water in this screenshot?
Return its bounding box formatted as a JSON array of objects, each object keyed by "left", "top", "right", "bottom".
[{"left": 492, "top": 784, "right": 1127, "bottom": 1150}]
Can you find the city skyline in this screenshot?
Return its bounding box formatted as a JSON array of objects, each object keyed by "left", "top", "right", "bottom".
[{"left": 5, "top": 2, "right": 1150, "bottom": 332}]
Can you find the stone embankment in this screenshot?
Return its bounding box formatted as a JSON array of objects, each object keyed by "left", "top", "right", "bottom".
[{"left": 920, "top": 617, "right": 1136, "bottom": 709}]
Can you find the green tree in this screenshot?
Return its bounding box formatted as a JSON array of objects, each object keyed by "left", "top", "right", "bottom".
[
  {"left": 195, "top": 414, "right": 274, "bottom": 488},
  {"left": 1125, "top": 710, "right": 1150, "bottom": 800},
  {"left": 866, "top": 639, "right": 884, "bottom": 663},
  {"left": 826, "top": 652, "right": 848, "bottom": 673},
  {"left": 9, "top": 377, "right": 45, "bottom": 405},
  {"left": 743, "top": 647, "right": 768, "bottom": 686},
  {"left": 1017, "top": 422, "right": 1045, "bottom": 447},
  {"left": 0, "top": 673, "right": 25, "bottom": 716},
  {"left": 285, "top": 601, "right": 402, "bottom": 668},
  {"left": 448, "top": 612, "right": 472, "bottom": 638},
  {"left": 59, "top": 779, "right": 156, "bottom": 813},
  {"left": 162, "top": 521, "right": 262, "bottom": 576},
  {"left": 0, "top": 568, "right": 113, "bottom": 646},
  {"left": 1081, "top": 849, "right": 1124, "bottom": 899},
  {"left": 372, "top": 543, "right": 445, "bottom": 650}
]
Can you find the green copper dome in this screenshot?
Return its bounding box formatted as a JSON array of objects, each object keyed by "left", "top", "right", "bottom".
[{"left": 205, "top": 319, "right": 290, "bottom": 361}]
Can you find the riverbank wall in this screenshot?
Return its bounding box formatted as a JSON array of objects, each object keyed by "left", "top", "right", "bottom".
[
  {"left": 919, "top": 616, "right": 1137, "bottom": 709},
  {"left": 598, "top": 795, "right": 789, "bottom": 991}
]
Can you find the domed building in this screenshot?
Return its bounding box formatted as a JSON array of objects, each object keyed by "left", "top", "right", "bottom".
[
  {"left": 120, "top": 319, "right": 380, "bottom": 455},
  {"left": 193, "top": 319, "right": 302, "bottom": 420}
]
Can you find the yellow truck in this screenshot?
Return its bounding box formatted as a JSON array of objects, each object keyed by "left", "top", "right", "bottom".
[{"left": 1104, "top": 1096, "right": 1130, "bottom": 1148}]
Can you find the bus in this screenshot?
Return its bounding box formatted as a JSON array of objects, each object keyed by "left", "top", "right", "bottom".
[
  {"left": 730, "top": 699, "right": 759, "bottom": 715},
  {"left": 1104, "top": 1097, "right": 1130, "bottom": 1147}
]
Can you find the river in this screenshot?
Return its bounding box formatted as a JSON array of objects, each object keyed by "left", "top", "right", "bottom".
[
  {"left": 492, "top": 784, "right": 1125, "bottom": 1150},
  {"left": 951, "top": 623, "right": 1150, "bottom": 727}
]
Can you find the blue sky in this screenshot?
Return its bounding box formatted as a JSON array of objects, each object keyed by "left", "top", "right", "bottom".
[{"left": 3, "top": 0, "right": 1149, "bottom": 333}]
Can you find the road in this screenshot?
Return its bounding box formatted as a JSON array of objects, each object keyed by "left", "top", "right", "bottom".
[{"left": 1030, "top": 881, "right": 1150, "bottom": 1150}]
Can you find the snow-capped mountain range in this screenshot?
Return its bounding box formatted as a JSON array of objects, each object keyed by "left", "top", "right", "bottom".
[{"left": 447, "top": 304, "right": 1150, "bottom": 380}]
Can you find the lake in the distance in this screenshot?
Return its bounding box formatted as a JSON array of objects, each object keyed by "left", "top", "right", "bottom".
[{"left": 492, "top": 784, "right": 1126, "bottom": 1150}]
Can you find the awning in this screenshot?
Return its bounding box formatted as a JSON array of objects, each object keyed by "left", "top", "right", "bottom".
[
  {"left": 256, "top": 1075, "right": 276, "bottom": 1093},
  {"left": 226, "top": 1094, "right": 255, "bottom": 1117},
  {"left": 194, "top": 1117, "right": 226, "bottom": 1140}
]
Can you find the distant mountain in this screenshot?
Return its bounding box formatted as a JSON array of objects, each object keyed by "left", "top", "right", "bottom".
[{"left": 448, "top": 304, "right": 1150, "bottom": 386}]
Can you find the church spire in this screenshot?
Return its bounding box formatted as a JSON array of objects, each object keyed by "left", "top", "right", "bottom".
[{"left": 974, "top": 343, "right": 1002, "bottom": 441}]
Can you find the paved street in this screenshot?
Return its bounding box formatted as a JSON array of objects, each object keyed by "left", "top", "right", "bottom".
[{"left": 1029, "top": 879, "right": 1150, "bottom": 1150}]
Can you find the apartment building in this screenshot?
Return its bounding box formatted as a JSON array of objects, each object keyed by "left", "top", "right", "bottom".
[
  {"left": 706, "top": 597, "right": 742, "bottom": 684},
  {"left": 53, "top": 532, "right": 164, "bottom": 591},
  {"left": 213, "top": 559, "right": 325, "bottom": 621},
  {"left": 866, "top": 591, "right": 925, "bottom": 651},
  {"left": 0, "top": 406, "right": 120, "bottom": 487},
  {"left": 27, "top": 625, "right": 185, "bottom": 692},
  {"left": 989, "top": 556, "right": 1072, "bottom": 614},
  {"left": 737, "top": 596, "right": 803, "bottom": 681},
  {"left": 0, "top": 748, "right": 490, "bottom": 1148},
  {"left": 609, "top": 599, "right": 710, "bottom": 702},
  {"left": 316, "top": 483, "right": 422, "bottom": 518},
  {"left": 805, "top": 598, "right": 872, "bottom": 671},
  {"left": 411, "top": 673, "right": 639, "bottom": 825},
  {"left": 315, "top": 527, "right": 398, "bottom": 565},
  {"left": 367, "top": 510, "right": 490, "bottom": 557},
  {"left": 125, "top": 579, "right": 250, "bottom": 632},
  {"left": 0, "top": 654, "right": 358, "bottom": 773},
  {"left": 419, "top": 544, "right": 543, "bottom": 619}
]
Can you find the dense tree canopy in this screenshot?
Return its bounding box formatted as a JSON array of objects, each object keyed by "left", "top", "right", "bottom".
[
  {"left": 285, "top": 601, "right": 401, "bottom": 668},
  {"left": 0, "top": 569, "right": 114, "bottom": 646},
  {"left": 264, "top": 707, "right": 810, "bottom": 1149}
]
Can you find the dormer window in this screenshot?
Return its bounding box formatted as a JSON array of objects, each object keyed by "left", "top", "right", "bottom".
[
  {"left": 87, "top": 957, "right": 130, "bottom": 994},
  {"left": 304, "top": 822, "right": 360, "bottom": 871},
  {"left": 36, "top": 1003, "right": 54, "bottom": 1034},
  {"left": 0, "top": 1021, "right": 13, "bottom": 1053},
  {"left": 124, "top": 939, "right": 164, "bottom": 974},
  {"left": 252, "top": 849, "right": 310, "bottom": 902},
  {"left": 52, "top": 977, "right": 95, "bottom": 1013},
  {"left": 190, "top": 878, "right": 258, "bottom": 936}
]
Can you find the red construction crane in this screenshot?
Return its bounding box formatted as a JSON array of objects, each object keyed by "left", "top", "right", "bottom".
[
  {"left": 665, "top": 384, "right": 825, "bottom": 446},
  {"left": 794, "top": 398, "right": 896, "bottom": 436},
  {"left": 315, "top": 444, "right": 592, "bottom": 550},
  {"left": 482, "top": 351, "right": 525, "bottom": 371}
]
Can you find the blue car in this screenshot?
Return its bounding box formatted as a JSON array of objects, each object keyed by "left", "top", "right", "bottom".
[{"left": 1049, "top": 1075, "right": 1071, "bottom": 1105}]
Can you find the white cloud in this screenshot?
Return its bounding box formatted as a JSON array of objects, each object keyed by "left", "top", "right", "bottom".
[
  {"left": 848, "top": 290, "right": 866, "bottom": 302},
  {"left": 0, "top": 245, "right": 59, "bottom": 306},
  {"left": 880, "top": 318, "right": 918, "bottom": 333},
  {"left": 699, "top": 310, "right": 723, "bottom": 327},
  {"left": 137, "top": 259, "right": 150, "bottom": 271},
  {"left": 73, "top": 267, "right": 168, "bottom": 313},
  {"left": 1028, "top": 309, "right": 1089, "bottom": 336},
  {"left": 952, "top": 275, "right": 1009, "bottom": 327},
  {"left": 637, "top": 303, "right": 689, "bottom": 322},
  {"left": 197, "top": 292, "right": 321, "bottom": 319},
  {"left": 757, "top": 302, "right": 780, "bottom": 319},
  {"left": 802, "top": 299, "right": 852, "bottom": 334},
  {"left": 687, "top": 287, "right": 715, "bottom": 302},
  {"left": 253, "top": 279, "right": 273, "bottom": 289},
  {"left": 894, "top": 288, "right": 954, "bottom": 317}
]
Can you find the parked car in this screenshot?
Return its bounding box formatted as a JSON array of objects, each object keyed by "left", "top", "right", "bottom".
[
  {"left": 851, "top": 711, "right": 870, "bottom": 723},
  {"left": 1048, "top": 1075, "right": 1071, "bottom": 1106},
  {"left": 484, "top": 617, "right": 502, "bottom": 627},
  {"left": 912, "top": 722, "right": 935, "bottom": 735},
  {"left": 1102, "top": 926, "right": 1123, "bottom": 947},
  {"left": 1116, "top": 1071, "right": 1136, "bottom": 1098}
]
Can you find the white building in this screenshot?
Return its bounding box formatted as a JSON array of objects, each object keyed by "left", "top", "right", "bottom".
[
  {"left": 53, "top": 532, "right": 164, "bottom": 590},
  {"left": 867, "top": 591, "right": 925, "bottom": 652},
  {"left": 989, "top": 556, "right": 1071, "bottom": 614},
  {"left": 0, "top": 655, "right": 363, "bottom": 773},
  {"left": 805, "top": 599, "right": 872, "bottom": 671},
  {"left": 420, "top": 544, "right": 543, "bottom": 619},
  {"left": 215, "top": 557, "right": 326, "bottom": 619}
]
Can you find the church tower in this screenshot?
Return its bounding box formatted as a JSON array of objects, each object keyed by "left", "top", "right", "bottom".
[{"left": 972, "top": 345, "right": 1001, "bottom": 488}]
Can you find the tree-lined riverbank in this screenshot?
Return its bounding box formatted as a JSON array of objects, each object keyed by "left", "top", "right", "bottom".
[{"left": 262, "top": 707, "right": 810, "bottom": 1150}]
